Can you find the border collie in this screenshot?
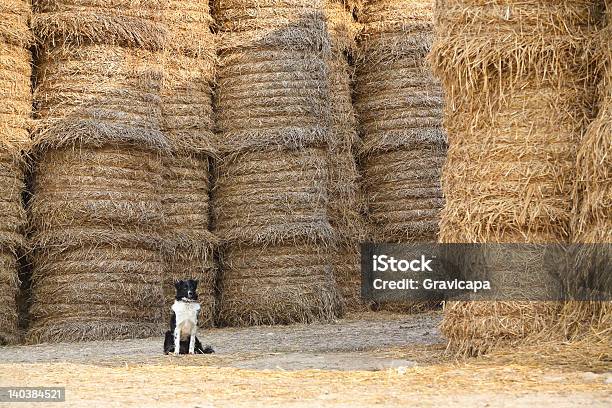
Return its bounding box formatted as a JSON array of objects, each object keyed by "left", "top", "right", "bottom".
[{"left": 163, "top": 279, "right": 214, "bottom": 355}]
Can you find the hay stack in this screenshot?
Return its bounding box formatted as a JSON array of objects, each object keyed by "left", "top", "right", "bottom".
[
  {"left": 0, "top": 0, "right": 31, "bottom": 345},
  {"left": 429, "top": 0, "right": 602, "bottom": 356},
  {"left": 212, "top": 0, "right": 342, "bottom": 325},
  {"left": 28, "top": 1, "right": 168, "bottom": 343},
  {"left": 324, "top": 1, "right": 366, "bottom": 310},
  {"left": 574, "top": 4, "right": 612, "bottom": 246},
  {"left": 161, "top": 0, "right": 217, "bottom": 328},
  {"left": 355, "top": 0, "right": 446, "bottom": 244},
  {"left": 560, "top": 1, "right": 611, "bottom": 344}
]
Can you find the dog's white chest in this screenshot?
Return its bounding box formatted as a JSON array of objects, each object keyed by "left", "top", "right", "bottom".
[{"left": 172, "top": 301, "right": 200, "bottom": 340}]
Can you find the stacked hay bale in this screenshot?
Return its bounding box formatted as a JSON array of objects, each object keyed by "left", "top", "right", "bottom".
[
  {"left": 0, "top": 0, "right": 32, "bottom": 345},
  {"left": 562, "top": 0, "right": 611, "bottom": 341},
  {"left": 161, "top": 0, "right": 217, "bottom": 328},
  {"left": 429, "top": 0, "right": 601, "bottom": 355},
  {"left": 325, "top": 1, "right": 365, "bottom": 310},
  {"left": 354, "top": 0, "right": 445, "bottom": 312},
  {"left": 27, "top": 0, "right": 169, "bottom": 343},
  {"left": 212, "top": 0, "right": 342, "bottom": 326},
  {"left": 355, "top": 0, "right": 446, "bottom": 245}
]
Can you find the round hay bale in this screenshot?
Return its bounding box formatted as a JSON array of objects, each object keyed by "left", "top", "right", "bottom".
[
  {"left": 328, "top": 54, "right": 358, "bottom": 150},
  {"left": 327, "top": 54, "right": 364, "bottom": 240},
  {"left": 0, "top": 0, "right": 32, "bottom": 47},
  {"left": 27, "top": 232, "right": 165, "bottom": 343},
  {"left": 27, "top": 146, "right": 166, "bottom": 343},
  {"left": 213, "top": 0, "right": 329, "bottom": 53},
  {"left": 29, "top": 146, "right": 164, "bottom": 232},
  {"left": 0, "top": 41, "right": 32, "bottom": 153},
  {"left": 32, "top": 0, "right": 167, "bottom": 50},
  {"left": 356, "top": 0, "right": 434, "bottom": 66},
  {"left": 363, "top": 146, "right": 445, "bottom": 243},
  {"left": 218, "top": 242, "right": 341, "bottom": 326},
  {"left": 354, "top": 58, "right": 445, "bottom": 152},
  {"left": 33, "top": 43, "right": 168, "bottom": 152},
  {"left": 213, "top": 148, "right": 334, "bottom": 245},
  {"left": 162, "top": 54, "right": 215, "bottom": 154},
  {"left": 165, "top": 0, "right": 215, "bottom": 58},
  {"left": 162, "top": 154, "right": 217, "bottom": 327},
  {"left": 214, "top": 47, "right": 330, "bottom": 152}
]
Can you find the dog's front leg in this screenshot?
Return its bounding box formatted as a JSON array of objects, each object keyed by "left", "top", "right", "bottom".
[
  {"left": 188, "top": 327, "right": 197, "bottom": 354},
  {"left": 174, "top": 325, "right": 181, "bottom": 355}
]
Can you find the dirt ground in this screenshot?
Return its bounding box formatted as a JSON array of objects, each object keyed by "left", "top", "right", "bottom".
[{"left": 0, "top": 311, "right": 610, "bottom": 407}]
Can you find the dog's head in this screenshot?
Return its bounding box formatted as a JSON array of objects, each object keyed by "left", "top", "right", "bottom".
[{"left": 174, "top": 279, "right": 199, "bottom": 302}]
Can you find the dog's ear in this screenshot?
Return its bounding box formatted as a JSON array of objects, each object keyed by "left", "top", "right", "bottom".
[
  {"left": 192, "top": 280, "right": 198, "bottom": 289},
  {"left": 174, "top": 280, "right": 182, "bottom": 290}
]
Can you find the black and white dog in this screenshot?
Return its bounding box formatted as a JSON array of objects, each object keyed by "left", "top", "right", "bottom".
[{"left": 163, "top": 279, "right": 214, "bottom": 355}]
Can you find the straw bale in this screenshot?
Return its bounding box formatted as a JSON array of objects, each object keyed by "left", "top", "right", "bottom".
[
  {"left": 440, "top": 81, "right": 590, "bottom": 243},
  {"left": 32, "top": 0, "right": 167, "bottom": 50},
  {"left": 33, "top": 43, "right": 169, "bottom": 152},
  {"left": 354, "top": 58, "right": 445, "bottom": 152},
  {"left": 27, "top": 233, "right": 165, "bottom": 343},
  {"left": 356, "top": 0, "right": 434, "bottom": 65},
  {"left": 0, "top": 249, "right": 19, "bottom": 345},
  {"left": 0, "top": 41, "right": 32, "bottom": 153},
  {"left": 29, "top": 146, "right": 164, "bottom": 232},
  {"left": 442, "top": 301, "right": 562, "bottom": 357},
  {"left": 213, "top": 0, "right": 329, "bottom": 53},
  {"left": 214, "top": 48, "right": 330, "bottom": 152},
  {"left": 328, "top": 54, "right": 358, "bottom": 150},
  {"left": 355, "top": 0, "right": 445, "bottom": 250},
  {"left": 327, "top": 54, "right": 364, "bottom": 238},
  {"left": 573, "top": 18, "right": 612, "bottom": 245},
  {"left": 364, "top": 146, "right": 444, "bottom": 243},
  {"left": 27, "top": 145, "right": 166, "bottom": 343},
  {"left": 218, "top": 242, "right": 342, "bottom": 326},
  {"left": 429, "top": 0, "right": 602, "bottom": 98},
  {"left": 0, "top": 151, "right": 25, "bottom": 343},
  {"left": 0, "top": 0, "right": 32, "bottom": 47},
  {"left": 162, "top": 154, "right": 215, "bottom": 250},
  {"left": 213, "top": 148, "right": 334, "bottom": 245},
  {"left": 560, "top": 9, "right": 612, "bottom": 344},
  {"left": 162, "top": 154, "right": 217, "bottom": 327},
  {"left": 26, "top": 234, "right": 163, "bottom": 342},
  {"left": 162, "top": 54, "right": 216, "bottom": 154},
  {"left": 429, "top": 1, "right": 602, "bottom": 355},
  {"left": 436, "top": 81, "right": 591, "bottom": 355},
  {"left": 165, "top": 0, "right": 215, "bottom": 58}
]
